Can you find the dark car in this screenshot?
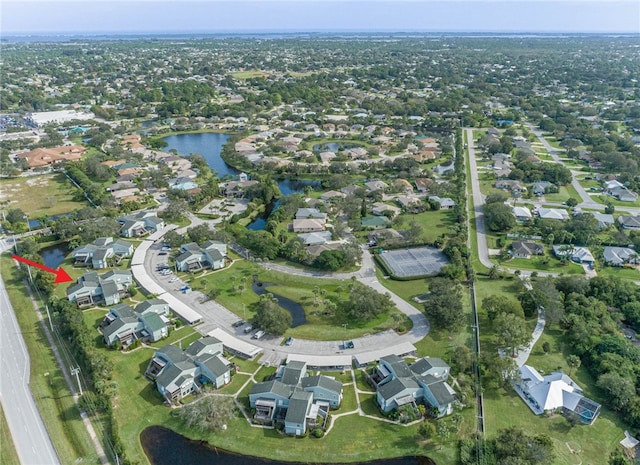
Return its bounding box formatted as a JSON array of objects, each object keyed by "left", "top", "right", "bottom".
[{"left": 232, "top": 320, "right": 246, "bottom": 328}]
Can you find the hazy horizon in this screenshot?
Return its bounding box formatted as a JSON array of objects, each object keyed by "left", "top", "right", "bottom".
[{"left": 2, "top": 1, "right": 639, "bottom": 35}]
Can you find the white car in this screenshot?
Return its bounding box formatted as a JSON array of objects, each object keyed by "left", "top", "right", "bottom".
[{"left": 168, "top": 277, "right": 179, "bottom": 283}]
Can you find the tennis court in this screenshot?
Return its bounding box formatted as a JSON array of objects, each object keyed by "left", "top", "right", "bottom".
[{"left": 378, "top": 246, "right": 449, "bottom": 278}]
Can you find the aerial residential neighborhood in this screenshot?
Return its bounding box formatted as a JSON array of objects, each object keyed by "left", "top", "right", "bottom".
[{"left": 1, "top": 5, "right": 640, "bottom": 465}]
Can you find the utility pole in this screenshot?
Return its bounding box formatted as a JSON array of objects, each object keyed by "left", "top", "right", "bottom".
[
  {"left": 70, "top": 366, "right": 83, "bottom": 396},
  {"left": 44, "top": 305, "right": 53, "bottom": 332}
]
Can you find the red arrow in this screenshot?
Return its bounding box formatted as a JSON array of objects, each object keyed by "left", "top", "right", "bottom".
[{"left": 11, "top": 255, "right": 74, "bottom": 284}]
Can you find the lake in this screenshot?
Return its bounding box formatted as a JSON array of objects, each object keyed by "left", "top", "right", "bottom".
[
  {"left": 141, "top": 426, "right": 435, "bottom": 465},
  {"left": 39, "top": 243, "right": 68, "bottom": 269},
  {"left": 164, "top": 132, "right": 235, "bottom": 177},
  {"left": 162, "top": 133, "right": 322, "bottom": 231}
]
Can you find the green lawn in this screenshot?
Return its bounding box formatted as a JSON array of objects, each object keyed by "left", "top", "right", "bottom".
[
  {"left": 543, "top": 184, "right": 580, "bottom": 203},
  {"left": 0, "top": 404, "right": 20, "bottom": 465},
  {"left": 0, "top": 254, "right": 100, "bottom": 464},
  {"left": 597, "top": 266, "right": 640, "bottom": 281},
  {"left": 0, "top": 173, "right": 87, "bottom": 218},
  {"left": 496, "top": 256, "right": 585, "bottom": 275},
  {"left": 395, "top": 209, "right": 456, "bottom": 243},
  {"left": 337, "top": 383, "right": 358, "bottom": 413},
  {"left": 230, "top": 70, "right": 270, "bottom": 79},
  {"left": 199, "top": 259, "right": 401, "bottom": 341}
]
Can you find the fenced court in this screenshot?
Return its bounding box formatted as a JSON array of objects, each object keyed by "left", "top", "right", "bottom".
[{"left": 377, "top": 246, "right": 449, "bottom": 278}]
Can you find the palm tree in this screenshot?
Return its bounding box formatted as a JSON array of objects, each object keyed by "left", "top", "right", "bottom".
[{"left": 567, "top": 354, "right": 581, "bottom": 376}]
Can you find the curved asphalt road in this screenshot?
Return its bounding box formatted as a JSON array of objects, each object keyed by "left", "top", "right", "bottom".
[
  {"left": 131, "top": 231, "right": 429, "bottom": 364},
  {"left": 0, "top": 239, "right": 61, "bottom": 465}
]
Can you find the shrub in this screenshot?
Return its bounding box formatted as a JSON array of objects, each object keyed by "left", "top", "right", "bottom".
[{"left": 312, "top": 428, "right": 324, "bottom": 438}]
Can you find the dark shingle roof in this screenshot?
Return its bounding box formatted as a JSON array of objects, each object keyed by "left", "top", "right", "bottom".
[
  {"left": 285, "top": 390, "right": 312, "bottom": 424},
  {"left": 301, "top": 375, "right": 342, "bottom": 395},
  {"left": 377, "top": 377, "right": 418, "bottom": 401},
  {"left": 250, "top": 380, "right": 294, "bottom": 399}
]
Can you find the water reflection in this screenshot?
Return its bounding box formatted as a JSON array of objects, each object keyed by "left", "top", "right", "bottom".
[{"left": 141, "top": 426, "right": 435, "bottom": 465}]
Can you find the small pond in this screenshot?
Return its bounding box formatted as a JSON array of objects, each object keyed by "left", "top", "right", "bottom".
[
  {"left": 252, "top": 280, "right": 306, "bottom": 327},
  {"left": 141, "top": 426, "right": 435, "bottom": 465},
  {"left": 39, "top": 243, "right": 69, "bottom": 269}
]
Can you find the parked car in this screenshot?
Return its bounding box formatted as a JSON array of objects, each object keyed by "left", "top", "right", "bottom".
[
  {"left": 232, "top": 320, "right": 246, "bottom": 328},
  {"left": 284, "top": 337, "right": 293, "bottom": 346},
  {"left": 158, "top": 252, "right": 167, "bottom": 256},
  {"left": 253, "top": 330, "right": 265, "bottom": 340},
  {"left": 243, "top": 325, "right": 253, "bottom": 334}
]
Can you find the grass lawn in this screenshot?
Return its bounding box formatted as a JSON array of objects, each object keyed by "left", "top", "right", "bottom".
[
  {"left": 0, "top": 173, "right": 87, "bottom": 218},
  {"left": 395, "top": 209, "right": 456, "bottom": 243},
  {"left": 230, "top": 70, "right": 270, "bottom": 79},
  {"left": 375, "top": 268, "right": 426, "bottom": 309},
  {"left": 597, "top": 265, "right": 640, "bottom": 281},
  {"left": 200, "top": 259, "right": 400, "bottom": 341},
  {"left": 0, "top": 254, "right": 100, "bottom": 465},
  {"left": 337, "top": 383, "right": 358, "bottom": 412},
  {"left": 355, "top": 370, "right": 375, "bottom": 392},
  {"left": 0, "top": 403, "right": 20, "bottom": 465},
  {"left": 216, "top": 374, "right": 250, "bottom": 395},
  {"left": 543, "top": 184, "right": 580, "bottom": 203},
  {"left": 496, "top": 256, "right": 585, "bottom": 275}
]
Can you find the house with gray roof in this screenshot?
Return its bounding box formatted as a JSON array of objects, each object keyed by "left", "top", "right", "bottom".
[
  {"left": 72, "top": 237, "right": 134, "bottom": 269},
  {"left": 618, "top": 215, "right": 640, "bottom": 230},
  {"left": 135, "top": 299, "right": 170, "bottom": 317},
  {"left": 295, "top": 208, "right": 327, "bottom": 221},
  {"left": 145, "top": 336, "right": 231, "bottom": 404},
  {"left": 101, "top": 301, "right": 168, "bottom": 346},
  {"left": 602, "top": 247, "right": 638, "bottom": 267},
  {"left": 591, "top": 212, "right": 615, "bottom": 230},
  {"left": 298, "top": 231, "right": 332, "bottom": 246},
  {"left": 117, "top": 210, "right": 165, "bottom": 238},
  {"left": 175, "top": 241, "right": 226, "bottom": 272},
  {"left": 553, "top": 245, "right": 595, "bottom": 265},
  {"left": 510, "top": 241, "right": 545, "bottom": 259},
  {"left": 373, "top": 355, "right": 456, "bottom": 418},
  {"left": 284, "top": 390, "right": 314, "bottom": 436},
  {"left": 249, "top": 361, "right": 342, "bottom": 435},
  {"left": 428, "top": 196, "right": 456, "bottom": 210},
  {"left": 67, "top": 270, "right": 132, "bottom": 307}
]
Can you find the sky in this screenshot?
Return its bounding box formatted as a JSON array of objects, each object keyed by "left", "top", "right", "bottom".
[{"left": 2, "top": 0, "right": 639, "bottom": 35}]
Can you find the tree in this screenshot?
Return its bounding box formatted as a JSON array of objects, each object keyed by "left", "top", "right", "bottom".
[
  {"left": 423, "top": 278, "right": 465, "bottom": 331},
  {"left": 341, "top": 281, "right": 394, "bottom": 322},
  {"left": 495, "top": 313, "right": 532, "bottom": 357},
  {"left": 417, "top": 421, "right": 435, "bottom": 441},
  {"left": 565, "top": 197, "right": 578, "bottom": 208},
  {"left": 312, "top": 249, "right": 347, "bottom": 271},
  {"left": 482, "top": 295, "right": 524, "bottom": 321},
  {"left": 566, "top": 354, "right": 581, "bottom": 376},
  {"left": 176, "top": 395, "right": 235, "bottom": 431},
  {"left": 160, "top": 199, "right": 189, "bottom": 222},
  {"left": 484, "top": 202, "right": 516, "bottom": 232},
  {"left": 596, "top": 373, "right": 636, "bottom": 412},
  {"left": 252, "top": 294, "right": 291, "bottom": 336}
]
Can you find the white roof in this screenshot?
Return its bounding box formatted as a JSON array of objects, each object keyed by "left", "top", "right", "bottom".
[
  {"left": 353, "top": 341, "right": 417, "bottom": 366},
  {"left": 513, "top": 206, "right": 532, "bottom": 218},
  {"left": 519, "top": 365, "right": 582, "bottom": 411},
  {"left": 285, "top": 353, "right": 353, "bottom": 369},
  {"left": 538, "top": 207, "right": 569, "bottom": 220},
  {"left": 621, "top": 431, "right": 640, "bottom": 449},
  {"left": 208, "top": 328, "right": 262, "bottom": 359}
]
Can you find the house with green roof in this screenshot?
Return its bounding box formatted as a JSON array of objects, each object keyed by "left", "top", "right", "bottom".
[
  {"left": 145, "top": 336, "right": 232, "bottom": 404},
  {"left": 373, "top": 355, "right": 456, "bottom": 417},
  {"left": 361, "top": 216, "right": 391, "bottom": 229},
  {"left": 248, "top": 361, "right": 342, "bottom": 436}
]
